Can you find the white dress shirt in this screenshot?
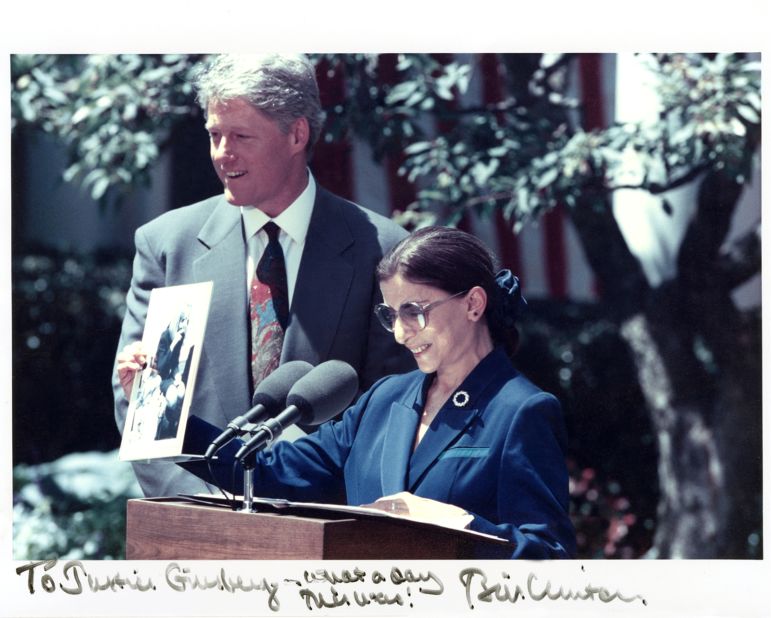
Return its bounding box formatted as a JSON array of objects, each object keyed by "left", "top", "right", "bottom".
[{"left": 240, "top": 173, "right": 316, "bottom": 305}]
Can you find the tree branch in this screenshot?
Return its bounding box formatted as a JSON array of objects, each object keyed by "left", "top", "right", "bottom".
[
  {"left": 677, "top": 169, "right": 745, "bottom": 286},
  {"left": 611, "top": 163, "right": 711, "bottom": 195},
  {"left": 568, "top": 185, "right": 650, "bottom": 317}
]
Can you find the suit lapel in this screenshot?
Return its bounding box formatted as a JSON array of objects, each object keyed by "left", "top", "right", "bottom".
[
  {"left": 380, "top": 402, "right": 419, "bottom": 496},
  {"left": 406, "top": 348, "right": 511, "bottom": 490},
  {"left": 407, "top": 404, "right": 482, "bottom": 490},
  {"left": 281, "top": 189, "right": 354, "bottom": 365},
  {"left": 193, "top": 199, "right": 251, "bottom": 424}
]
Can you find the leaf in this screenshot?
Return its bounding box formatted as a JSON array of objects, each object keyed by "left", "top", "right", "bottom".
[
  {"left": 82, "top": 168, "right": 105, "bottom": 187},
  {"left": 71, "top": 105, "right": 91, "bottom": 125},
  {"left": 141, "top": 66, "right": 173, "bottom": 82},
  {"left": 741, "top": 61, "right": 761, "bottom": 73},
  {"left": 735, "top": 104, "right": 759, "bottom": 124},
  {"left": 396, "top": 55, "right": 413, "bottom": 71},
  {"left": 540, "top": 53, "right": 564, "bottom": 69},
  {"left": 404, "top": 141, "right": 433, "bottom": 155},
  {"left": 744, "top": 91, "right": 761, "bottom": 112},
  {"left": 43, "top": 86, "right": 68, "bottom": 105},
  {"left": 62, "top": 163, "right": 81, "bottom": 183},
  {"left": 30, "top": 66, "right": 56, "bottom": 88},
  {"left": 405, "top": 91, "right": 425, "bottom": 108},
  {"left": 122, "top": 103, "right": 138, "bottom": 122},
  {"left": 90, "top": 176, "right": 110, "bottom": 201},
  {"left": 470, "top": 159, "right": 499, "bottom": 186},
  {"left": 536, "top": 167, "right": 559, "bottom": 189},
  {"left": 385, "top": 81, "right": 418, "bottom": 105},
  {"left": 729, "top": 117, "right": 746, "bottom": 136}
]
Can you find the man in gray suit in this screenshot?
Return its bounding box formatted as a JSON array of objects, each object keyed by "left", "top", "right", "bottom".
[{"left": 114, "top": 54, "right": 413, "bottom": 497}]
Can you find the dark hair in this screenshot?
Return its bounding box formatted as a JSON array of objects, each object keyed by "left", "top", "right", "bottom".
[{"left": 376, "top": 226, "right": 521, "bottom": 354}]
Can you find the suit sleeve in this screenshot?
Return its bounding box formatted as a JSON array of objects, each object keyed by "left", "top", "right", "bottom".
[
  {"left": 179, "top": 377, "right": 390, "bottom": 502},
  {"left": 112, "top": 225, "right": 213, "bottom": 497},
  {"left": 467, "top": 392, "right": 576, "bottom": 559}
]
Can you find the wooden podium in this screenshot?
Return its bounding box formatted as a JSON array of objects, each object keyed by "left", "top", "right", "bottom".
[{"left": 126, "top": 498, "right": 511, "bottom": 560}]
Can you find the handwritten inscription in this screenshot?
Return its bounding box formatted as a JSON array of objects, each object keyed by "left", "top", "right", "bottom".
[
  {"left": 286, "top": 566, "right": 441, "bottom": 610},
  {"left": 165, "top": 563, "right": 280, "bottom": 610},
  {"left": 300, "top": 567, "right": 367, "bottom": 585},
  {"left": 459, "top": 567, "right": 647, "bottom": 609},
  {"left": 15, "top": 559, "right": 280, "bottom": 611},
  {"left": 16, "top": 560, "right": 155, "bottom": 595},
  {"left": 15, "top": 560, "right": 646, "bottom": 612},
  {"left": 391, "top": 567, "right": 443, "bottom": 595}
]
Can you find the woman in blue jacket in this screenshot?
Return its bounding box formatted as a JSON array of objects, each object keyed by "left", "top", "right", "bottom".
[{"left": 199, "top": 226, "right": 575, "bottom": 558}]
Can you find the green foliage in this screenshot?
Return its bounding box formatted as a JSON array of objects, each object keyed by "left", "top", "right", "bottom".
[
  {"left": 12, "top": 248, "right": 132, "bottom": 463},
  {"left": 372, "top": 53, "right": 760, "bottom": 230},
  {"left": 12, "top": 53, "right": 759, "bottom": 223},
  {"left": 12, "top": 54, "right": 202, "bottom": 206},
  {"left": 310, "top": 54, "right": 471, "bottom": 162},
  {"left": 307, "top": 53, "right": 759, "bottom": 231},
  {"left": 13, "top": 451, "right": 142, "bottom": 560}
]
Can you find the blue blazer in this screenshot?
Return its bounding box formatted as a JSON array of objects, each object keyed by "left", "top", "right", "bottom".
[
  {"left": 191, "top": 347, "right": 576, "bottom": 559},
  {"left": 114, "top": 188, "right": 414, "bottom": 497}
]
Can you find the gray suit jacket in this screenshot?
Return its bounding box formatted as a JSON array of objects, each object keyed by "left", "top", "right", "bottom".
[{"left": 113, "top": 188, "right": 414, "bottom": 496}]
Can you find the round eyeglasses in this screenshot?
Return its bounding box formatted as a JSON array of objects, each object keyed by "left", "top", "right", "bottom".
[{"left": 374, "top": 289, "right": 469, "bottom": 332}]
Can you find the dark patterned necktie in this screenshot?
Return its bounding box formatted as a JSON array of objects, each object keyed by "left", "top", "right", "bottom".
[{"left": 250, "top": 222, "right": 289, "bottom": 388}]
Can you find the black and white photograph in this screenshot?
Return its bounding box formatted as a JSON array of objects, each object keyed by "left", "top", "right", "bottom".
[{"left": 119, "top": 281, "right": 211, "bottom": 461}]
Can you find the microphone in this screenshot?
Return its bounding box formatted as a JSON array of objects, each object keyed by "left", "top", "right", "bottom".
[
  {"left": 234, "top": 359, "right": 359, "bottom": 461},
  {"left": 204, "top": 360, "right": 313, "bottom": 460}
]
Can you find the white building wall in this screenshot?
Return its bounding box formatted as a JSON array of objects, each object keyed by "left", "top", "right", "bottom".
[
  {"left": 613, "top": 53, "right": 760, "bottom": 309},
  {"left": 20, "top": 133, "right": 170, "bottom": 253}
]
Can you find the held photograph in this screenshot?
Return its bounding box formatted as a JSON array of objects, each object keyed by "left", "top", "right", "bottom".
[{"left": 119, "top": 281, "right": 212, "bottom": 461}]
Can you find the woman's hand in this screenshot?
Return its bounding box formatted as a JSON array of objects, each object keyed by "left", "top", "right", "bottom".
[
  {"left": 362, "top": 491, "right": 474, "bottom": 530},
  {"left": 116, "top": 341, "right": 149, "bottom": 399}
]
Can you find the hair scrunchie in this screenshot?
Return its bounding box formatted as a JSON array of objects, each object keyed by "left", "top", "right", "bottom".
[{"left": 494, "top": 269, "right": 527, "bottom": 328}]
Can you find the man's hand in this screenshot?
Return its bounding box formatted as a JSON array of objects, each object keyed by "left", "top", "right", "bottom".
[{"left": 116, "top": 341, "right": 149, "bottom": 399}]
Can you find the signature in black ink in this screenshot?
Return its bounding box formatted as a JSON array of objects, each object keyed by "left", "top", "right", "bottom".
[
  {"left": 458, "top": 567, "right": 647, "bottom": 609},
  {"left": 16, "top": 559, "right": 155, "bottom": 595}
]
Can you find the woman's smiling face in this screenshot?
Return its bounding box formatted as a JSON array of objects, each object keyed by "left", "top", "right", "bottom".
[{"left": 379, "top": 274, "right": 477, "bottom": 377}]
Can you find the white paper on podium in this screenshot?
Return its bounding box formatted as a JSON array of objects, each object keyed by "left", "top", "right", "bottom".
[{"left": 181, "top": 493, "right": 511, "bottom": 546}]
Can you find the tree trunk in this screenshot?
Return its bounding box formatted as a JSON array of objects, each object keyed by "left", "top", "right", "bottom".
[
  {"left": 620, "top": 312, "right": 726, "bottom": 558},
  {"left": 713, "top": 308, "right": 763, "bottom": 558},
  {"left": 568, "top": 179, "right": 761, "bottom": 558}
]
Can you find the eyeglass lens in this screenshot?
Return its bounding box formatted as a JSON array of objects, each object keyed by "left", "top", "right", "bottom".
[
  {"left": 375, "top": 289, "right": 468, "bottom": 332},
  {"left": 375, "top": 303, "right": 425, "bottom": 332}
]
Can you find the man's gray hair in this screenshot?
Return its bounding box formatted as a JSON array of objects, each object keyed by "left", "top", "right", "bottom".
[{"left": 193, "top": 53, "right": 325, "bottom": 150}]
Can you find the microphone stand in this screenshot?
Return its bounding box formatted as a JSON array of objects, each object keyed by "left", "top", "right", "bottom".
[
  {"left": 240, "top": 459, "right": 255, "bottom": 513},
  {"left": 238, "top": 422, "right": 273, "bottom": 513}
]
